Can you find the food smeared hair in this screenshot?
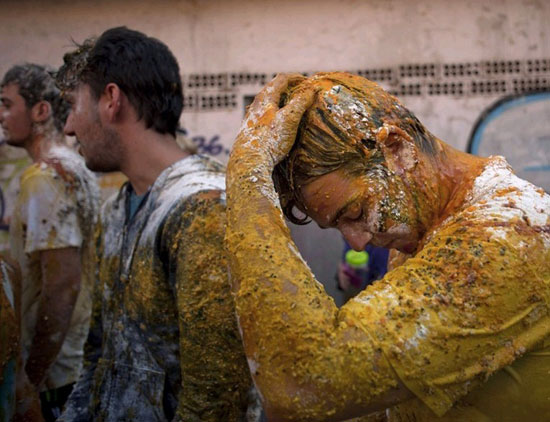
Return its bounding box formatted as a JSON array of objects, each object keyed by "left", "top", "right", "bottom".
[{"left": 273, "top": 72, "right": 437, "bottom": 224}]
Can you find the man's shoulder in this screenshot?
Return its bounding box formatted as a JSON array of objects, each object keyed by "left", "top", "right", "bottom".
[
  {"left": 157, "top": 155, "right": 226, "bottom": 209},
  {"left": 45, "top": 145, "right": 96, "bottom": 182},
  {"left": 165, "top": 155, "right": 225, "bottom": 192},
  {"left": 21, "top": 145, "right": 96, "bottom": 191},
  {"left": 97, "top": 183, "right": 128, "bottom": 227},
  {"left": 467, "top": 156, "right": 550, "bottom": 225},
  {"left": 144, "top": 157, "right": 224, "bottom": 235},
  {"left": 424, "top": 157, "right": 550, "bottom": 249},
  {"left": 20, "top": 161, "right": 55, "bottom": 184},
  {"left": 18, "top": 161, "right": 66, "bottom": 200}
]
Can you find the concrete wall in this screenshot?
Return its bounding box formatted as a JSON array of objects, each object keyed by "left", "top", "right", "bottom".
[{"left": 1, "top": 0, "right": 549, "bottom": 304}]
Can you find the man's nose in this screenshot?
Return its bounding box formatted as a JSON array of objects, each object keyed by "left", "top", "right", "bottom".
[
  {"left": 63, "top": 113, "right": 75, "bottom": 136},
  {"left": 340, "top": 225, "right": 372, "bottom": 251}
]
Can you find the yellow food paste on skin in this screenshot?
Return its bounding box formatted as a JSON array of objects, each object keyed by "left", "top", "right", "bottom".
[
  {"left": 226, "top": 73, "right": 550, "bottom": 422},
  {"left": 227, "top": 155, "right": 398, "bottom": 422}
]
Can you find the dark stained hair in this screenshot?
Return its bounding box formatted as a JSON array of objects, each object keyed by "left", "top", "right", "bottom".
[
  {"left": 273, "top": 72, "right": 437, "bottom": 224},
  {"left": 1, "top": 64, "right": 69, "bottom": 132},
  {"left": 56, "top": 26, "right": 183, "bottom": 136}
]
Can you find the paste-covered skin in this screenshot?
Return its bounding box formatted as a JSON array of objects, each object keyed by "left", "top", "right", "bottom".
[
  {"left": 226, "top": 75, "right": 401, "bottom": 421},
  {"left": 226, "top": 73, "right": 550, "bottom": 421}
]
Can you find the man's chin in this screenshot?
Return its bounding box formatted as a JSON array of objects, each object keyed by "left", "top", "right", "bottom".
[
  {"left": 85, "top": 161, "right": 103, "bottom": 172},
  {"left": 5, "top": 138, "right": 21, "bottom": 148},
  {"left": 84, "top": 159, "right": 118, "bottom": 174},
  {"left": 83, "top": 157, "right": 100, "bottom": 172}
]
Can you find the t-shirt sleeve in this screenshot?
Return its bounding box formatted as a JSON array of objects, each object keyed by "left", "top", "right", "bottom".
[
  {"left": 20, "top": 168, "right": 82, "bottom": 254},
  {"left": 344, "top": 205, "right": 550, "bottom": 416}
]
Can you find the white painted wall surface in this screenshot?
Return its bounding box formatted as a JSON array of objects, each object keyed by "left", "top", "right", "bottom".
[{"left": 1, "top": 0, "right": 548, "bottom": 304}]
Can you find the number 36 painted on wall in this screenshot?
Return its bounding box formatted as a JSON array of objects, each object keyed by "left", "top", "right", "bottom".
[
  {"left": 193, "top": 135, "right": 230, "bottom": 156},
  {"left": 178, "top": 128, "right": 230, "bottom": 157}
]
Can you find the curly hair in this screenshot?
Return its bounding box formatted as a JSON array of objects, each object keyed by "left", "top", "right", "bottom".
[
  {"left": 1, "top": 64, "right": 69, "bottom": 132},
  {"left": 55, "top": 26, "right": 183, "bottom": 136},
  {"left": 273, "top": 72, "right": 437, "bottom": 224}
]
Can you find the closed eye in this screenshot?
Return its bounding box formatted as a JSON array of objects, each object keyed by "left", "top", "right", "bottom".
[
  {"left": 326, "top": 199, "right": 363, "bottom": 229},
  {"left": 336, "top": 202, "right": 362, "bottom": 226},
  {"left": 348, "top": 202, "right": 363, "bottom": 219}
]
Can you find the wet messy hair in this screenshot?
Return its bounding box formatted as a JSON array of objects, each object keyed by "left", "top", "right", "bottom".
[
  {"left": 1, "top": 64, "right": 69, "bottom": 132},
  {"left": 273, "top": 72, "right": 437, "bottom": 224},
  {"left": 56, "top": 26, "right": 183, "bottom": 136}
]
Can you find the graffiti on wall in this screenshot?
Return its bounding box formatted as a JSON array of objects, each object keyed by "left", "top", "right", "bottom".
[
  {"left": 190, "top": 134, "right": 230, "bottom": 157},
  {"left": 178, "top": 127, "right": 231, "bottom": 158},
  {"left": 468, "top": 90, "right": 550, "bottom": 193}
]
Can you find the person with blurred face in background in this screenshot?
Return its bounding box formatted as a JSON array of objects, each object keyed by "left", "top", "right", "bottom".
[
  {"left": 56, "top": 26, "right": 259, "bottom": 422},
  {"left": 225, "top": 73, "right": 550, "bottom": 421},
  {"left": 0, "top": 64, "right": 99, "bottom": 421}
]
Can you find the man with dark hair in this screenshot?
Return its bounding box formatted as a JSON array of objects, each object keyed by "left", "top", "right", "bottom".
[
  {"left": 225, "top": 73, "right": 550, "bottom": 421},
  {"left": 0, "top": 63, "right": 99, "bottom": 421},
  {"left": 57, "top": 27, "right": 257, "bottom": 421}
]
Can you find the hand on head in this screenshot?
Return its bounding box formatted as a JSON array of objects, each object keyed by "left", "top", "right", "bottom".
[{"left": 235, "top": 73, "right": 318, "bottom": 166}]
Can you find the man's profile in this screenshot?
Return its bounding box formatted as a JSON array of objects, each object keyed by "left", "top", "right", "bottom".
[
  {"left": 56, "top": 27, "right": 259, "bottom": 422},
  {"left": 0, "top": 63, "right": 99, "bottom": 421}
]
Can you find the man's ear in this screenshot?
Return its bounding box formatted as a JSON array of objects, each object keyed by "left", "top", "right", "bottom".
[
  {"left": 100, "top": 83, "right": 123, "bottom": 122},
  {"left": 30, "top": 101, "right": 52, "bottom": 124},
  {"left": 375, "top": 123, "right": 418, "bottom": 175}
]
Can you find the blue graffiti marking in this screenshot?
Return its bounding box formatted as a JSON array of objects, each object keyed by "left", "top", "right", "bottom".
[
  {"left": 180, "top": 127, "right": 229, "bottom": 157},
  {"left": 523, "top": 165, "right": 550, "bottom": 172},
  {"left": 191, "top": 135, "right": 228, "bottom": 156},
  {"left": 469, "top": 91, "right": 550, "bottom": 155}
]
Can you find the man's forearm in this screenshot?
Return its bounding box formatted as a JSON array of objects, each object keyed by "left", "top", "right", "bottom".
[
  {"left": 225, "top": 76, "right": 405, "bottom": 420},
  {"left": 25, "top": 283, "right": 79, "bottom": 386},
  {"left": 26, "top": 248, "right": 81, "bottom": 388},
  {"left": 226, "top": 149, "right": 399, "bottom": 421}
]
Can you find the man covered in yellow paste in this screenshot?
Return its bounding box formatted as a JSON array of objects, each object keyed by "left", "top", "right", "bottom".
[
  {"left": 56, "top": 27, "right": 258, "bottom": 421},
  {"left": 0, "top": 64, "right": 100, "bottom": 421},
  {"left": 225, "top": 73, "right": 550, "bottom": 421}
]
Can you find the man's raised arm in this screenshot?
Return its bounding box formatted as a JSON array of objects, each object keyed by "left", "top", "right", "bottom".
[{"left": 225, "top": 75, "right": 407, "bottom": 421}]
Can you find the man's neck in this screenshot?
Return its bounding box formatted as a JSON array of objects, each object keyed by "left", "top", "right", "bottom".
[
  {"left": 400, "top": 139, "right": 489, "bottom": 244},
  {"left": 25, "top": 131, "right": 63, "bottom": 163},
  {"left": 120, "top": 129, "right": 190, "bottom": 195},
  {"left": 430, "top": 140, "right": 489, "bottom": 221}
]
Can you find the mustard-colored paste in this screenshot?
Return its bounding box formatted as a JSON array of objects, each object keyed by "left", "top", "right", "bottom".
[{"left": 226, "top": 73, "right": 550, "bottom": 422}]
